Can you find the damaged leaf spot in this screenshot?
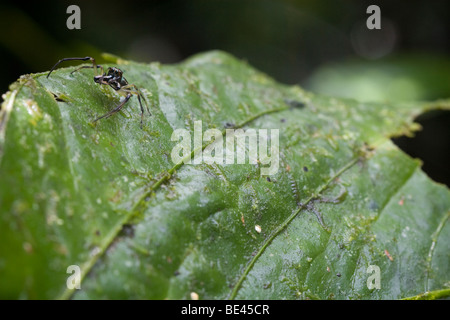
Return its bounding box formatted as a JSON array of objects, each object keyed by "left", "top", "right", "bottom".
[{"left": 50, "top": 91, "right": 72, "bottom": 102}]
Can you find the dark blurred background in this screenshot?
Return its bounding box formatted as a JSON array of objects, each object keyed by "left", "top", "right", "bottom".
[{"left": 0, "top": 0, "right": 448, "bottom": 185}]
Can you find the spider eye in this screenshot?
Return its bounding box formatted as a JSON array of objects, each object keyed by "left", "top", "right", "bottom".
[{"left": 109, "top": 68, "right": 122, "bottom": 77}]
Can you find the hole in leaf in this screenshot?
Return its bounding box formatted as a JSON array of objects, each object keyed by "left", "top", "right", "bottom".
[{"left": 392, "top": 110, "right": 450, "bottom": 187}]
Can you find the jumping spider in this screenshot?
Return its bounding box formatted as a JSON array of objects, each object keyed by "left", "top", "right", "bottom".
[{"left": 47, "top": 56, "right": 150, "bottom": 127}]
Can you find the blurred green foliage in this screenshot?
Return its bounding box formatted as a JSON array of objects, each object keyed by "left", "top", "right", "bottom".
[{"left": 306, "top": 54, "right": 450, "bottom": 103}]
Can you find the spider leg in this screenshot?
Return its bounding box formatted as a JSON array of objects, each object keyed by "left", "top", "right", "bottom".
[
  {"left": 137, "top": 94, "right": 144, "bottom": 128},
  {"left": 93, "top": 93, "right": 131, "bottom": 123},
  {"left": 47, "top": 56, "right": 98, "bottom": 78},
  {"left": 120, "top": 84, "right": 151, "bottom": 128},
  {"left": 140, "top": 91, "right": 150, "bottom": 115},
  {"left": 70, "top": 64, "right": 104, "bottom": 76}
]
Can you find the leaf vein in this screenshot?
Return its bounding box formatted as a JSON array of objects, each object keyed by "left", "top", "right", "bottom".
[{"left": 228, "top": 156, "right": 360, "bottom": 299}]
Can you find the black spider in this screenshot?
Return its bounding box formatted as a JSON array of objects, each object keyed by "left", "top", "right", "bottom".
[{"left": 47, "top": 56, "right": 150, "bottom": 127}]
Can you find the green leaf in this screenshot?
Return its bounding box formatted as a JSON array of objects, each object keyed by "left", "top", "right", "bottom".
[{"left": 0, "top": 51, "right": 449, "bottom": 300}]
